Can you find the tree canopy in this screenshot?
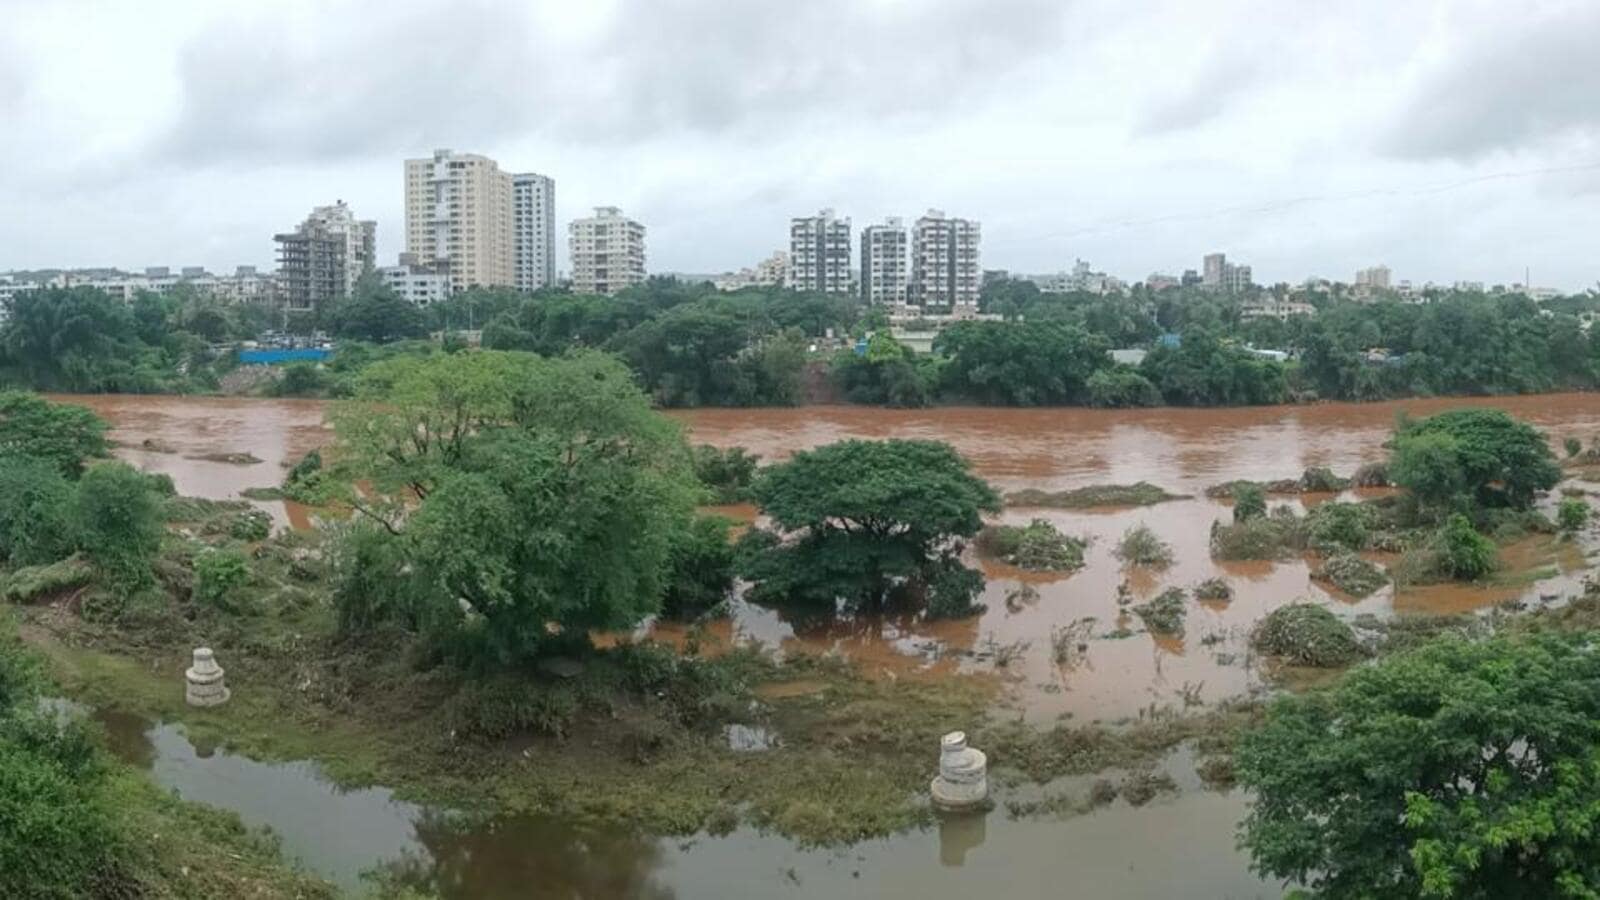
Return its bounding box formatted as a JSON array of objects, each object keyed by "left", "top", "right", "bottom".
[
  {"left": 324, "top": 350, "right": 700, "bottom": 663},
  {"left": 1237, "top": 634, "right": 1600, "bottom": 898},
  {"left": 0, "top": 391, "right": 109, "bottom": 477},
  {"left": 1389, "top": 408, "right": 1560, "bottom": 511},
  {"left": 739, "top": 439, "right": 999, "bottom": 617}
]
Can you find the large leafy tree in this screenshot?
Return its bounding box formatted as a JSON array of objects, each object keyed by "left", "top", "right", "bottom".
[
  {"left": 1237, "top": 635, "right": 1600, "bottom": 898},
  {"left": 739, "top": 439, "right": 999, "bottom": 616},
  {"left": 934, "top": 320, "right": 1111, "bottom": 405},
  {"left": 1389, "top": 408, "right": 1560, "bottom": 511},
  {"left": 324, "top": 274, "right": 428, "bottom": 344},
  {"left": 326, "top": 350, "right": 699, "bottom": 663}
]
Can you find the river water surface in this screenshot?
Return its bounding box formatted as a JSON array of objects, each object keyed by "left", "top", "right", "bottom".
[{"left": 56, "top": 392, "right": 1600, "bottom": 898}]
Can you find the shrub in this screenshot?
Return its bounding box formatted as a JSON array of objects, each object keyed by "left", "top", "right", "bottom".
[
  {"left": 0, "top": 391, "right": 110, "bottom": 477},
  {"left": 1131, "top": 587, "right": 1186, "bottom": 635},
  {"left": 330, "top": 522, "right": 414, "bottom": 636},
  {"left": 1004, "top": 482, "right": 1182, "bottom": 509},
  {"left": 1305, "top": 501, "right": 1375, "bottom": 553},
  {"left": 227, "top": 508, "right": 272, "bottom": 542},
  {"left": 0, "top": 454, "right": 77, "bottom": 566},
  {"left": 192, "top": 547, "right": 252, "bottom": 611},
  {"left": 1558, "top": 497, "right": 1590, "bottom": 535},
  {"left": 72, "top": 462, "right": 163, "bottom": 593},
  {"left": 444, "top": 678, "right": 579, "bottom": 741},
  {"left": 1086, "top": 367, "right": 1162, "bottom": 408},
  {"left": 1114, "top": 524, "right": 1173, "bottom": 567},
  {"left": 1351, "top": 462, "right": 1390, "bottom": 487},
  {"left": 977, "top": 519, "right": 1087, "bottom": 571},
  {"left": 1232, "top": 483, "right": 1266, "bottom": 523},
  {"left": 283, "top": 449, "right": 323, "bottom": 489},
  {"left": 1312, "top": 553, "right": 1388, "bottom": 598},
  {"left": 660, "top": 515, "right": 735, "bottom": 620},
  {"left": 1250, "top": 603, "right": 1365, "bottom": 667},
  {"left": 1193, "top": 577, "right": 1233, "bottom": 601},
  {"left": 1565, "top": 436, "right": 1583, "bottom": 458},
  {"left": 1299, "top": 467, "right": 1350, "bottom": 493},
  {"left": 1210, "top": 516, "right": 1295, "bottom": 561},
  {"left": 1435, "top": 514, "right": 1496, "bottom": 581},
  {"left": 692, "top": 445, "right": 761, "bottom": 504},
  {"left": 269, "top": 362, "right": 329, "bottom": 397}
]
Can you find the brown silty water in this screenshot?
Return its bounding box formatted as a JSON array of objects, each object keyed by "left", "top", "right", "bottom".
[{"left": 61, "top": 392, "right": 1600, "bottom": 725}]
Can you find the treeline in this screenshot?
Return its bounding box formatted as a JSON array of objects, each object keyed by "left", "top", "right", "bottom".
[{"left": 6, "top": 274, "right": 1599, "bottom": 408}]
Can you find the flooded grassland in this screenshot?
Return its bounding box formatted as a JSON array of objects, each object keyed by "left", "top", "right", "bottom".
[{"left": 28, "top": 392, "right": 1600, "bottom": 898}]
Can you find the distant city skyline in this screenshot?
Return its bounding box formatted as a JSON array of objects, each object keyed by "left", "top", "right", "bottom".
[{"left": 2, "top": 2, "right": 1598, "bottom": 291}]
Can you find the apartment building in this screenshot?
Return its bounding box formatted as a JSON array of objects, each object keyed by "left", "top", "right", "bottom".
[
  {"left": 378, "top": 254, "right": 450, "bottom": 307},
  {"left": 569, "top": 207, "right": 646, "bottom": 296},
  {"left": 512, "top": 172, "right": 556, "bottom": 292},
  {"left": 274, "top": 201, "right": 375, "bottom": 313},
  {"left": 789, "top": 209, "right": 852, "bottom": 295},
  {"left": 404, "top": 149, "right": 515, "bottom": 293},
  {"left": 859, "top": 218, "right": 909, "bottom": 306},
  {"left": 1202, "top": 251, "right": 1253, "bottom": 293},
  {"left": 912, "top": 209, "right": 981, "bottom": 312},
  {"left": 1355, "top": 265, "right": 1392, "bottom": 290}
]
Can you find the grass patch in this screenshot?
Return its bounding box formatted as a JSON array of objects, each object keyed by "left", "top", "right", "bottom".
[
  {"left": 1004, "top": 482, "right": 1187, "bottom": 509},
  {"left": 1311, "top": 553, "right": 1388, "bottom": 598},
  {"left": 976, "top": 519, "right": 1087, "bottom": 571},
  {"left": 240, "top": 486, "right": 287, "bottom": 501},
  {"left": 1250, "top": 603, "right": 1366, "bottom": 668},
  {"left": 1, "top": 556, "right": 93, "bottom": 603}
]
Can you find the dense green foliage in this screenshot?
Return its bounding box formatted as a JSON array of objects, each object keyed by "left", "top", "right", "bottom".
[
  {"left": 977, "top": 519, "right": 1087, "bottom": 571},
  {"left": 1389, "top": 409, "right": 1561, "bottom": 512},
  {"left": 0, "top": 455, "right": 77, "bottom": 566},
  {"left": 323, "top": 274, "right": 428, "bottom": 344},
  {"left": 738, "top": 439, "right": 999, "bottom": 617},
  {"left": 1250, "top": 603, "right": 1365, "bottom": 666},
  {"left": 1114, "top": 523, "right": 1173, "bottom": 567},
  {"left": 0, "top": 286, "right": 270, "bottom": 392},
  {"left": 831, "top": 332, "right": 938, "bottom": 407},
  {"left": 660, "top": 515, "right": 737, "bottom": 620},
  {"left": 934, "top": 321, "right": 1109, "bottom": 405},
  {"left": 1558, "top": 498, "right": 1590, "bottom": 534},
  {"left": 192, "top": 546, "right": 252, "bottom": 610},
  {"left": 1139, "top": 329, "right": 1288, "bottom": 406},
  {"left": 0, "top": 392, "right": 109, "bottom": 476},
  {"left": 1433, "top": 513, "right": 1497, "bottom": 581},
  {"left": 1238, "top": 635, "right": 1600, "bottom": 897},
  {"left": 324, "top": 351, "right": 701, "bottom": 663},
  {"left": 1232, "top": 483, "right": 1266, "bottom": 522},
  {"left": 72, "top": 462, "right": 164, "bottom": 594},
  {"left": 692, "top": 445, "right": 761, "bottom": 504}
]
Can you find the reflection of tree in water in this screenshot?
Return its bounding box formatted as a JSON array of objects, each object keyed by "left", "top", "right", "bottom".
[
  {"left": 91, "top": 708, "right": 158, "bottom": 770},
  {"left": 374, "top": 811, "right": 677, "bottom": 900}
]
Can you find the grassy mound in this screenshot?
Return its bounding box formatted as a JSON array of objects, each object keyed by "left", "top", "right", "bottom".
[
  {"left": 1004, "top": 482, "right": 1186, "bottom": 509},
  {"left": 1209, "top": 512, "right": 1301, "bottom": 561},
  {"left": 1251, "top": 603, "right": 1365, "bottom": 667},
  {"left": 977, "top": 519, "right": 1087, "bottom": 571},
  {"left": 1312, "top": 553, "right": 1388, "bottom": 598},
  {"left": 0, "top": 556, "right": 93, "bottom": 603}
]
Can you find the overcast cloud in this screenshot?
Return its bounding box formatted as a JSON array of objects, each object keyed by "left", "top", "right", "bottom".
[{"left": 3, "top": 0, "right": 1598, "bottom": 290}]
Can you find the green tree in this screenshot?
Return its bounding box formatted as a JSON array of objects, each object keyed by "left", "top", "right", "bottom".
[
  {"left": 1435, "top": 513, "right": 1496, "bottom": 581},
  {"left": 0, "top": 392, "right": 109, "bottom": 477},
  {"left": 1232, "top": 483, "right": 1266, "bottom": 523},
  {"left": 831, "top": 333, "right": 937, "bottom": 408},
  {"left": 72, "top": 462, "right": 163, "bottom": 593},
  {"left": 328, "top": 351, "right": 699, "bottom": 663},
  {"left": 739, "top": 439, "right": 999, "bottom": 616},
  {"left": 325, "top": 274, "right": 428, "bottom": 344},
  {"left": 1390, "top": 409, "right": 1560, "bottom": 511},
  {"left": 660, "top": 515, "right": 736, "bottom": 620},
  {"left": 1558, "top": 498, "right": 1590, "bottom": 535},
  {"left": 1085, "top": 367, "right": 1162, "bottom": 408},
  {"left": 935, "top": 321, "right": 1111, "bottom": 405},
  {"left": 1238, "top": 634, "right": 1600, "bottom": 898}
]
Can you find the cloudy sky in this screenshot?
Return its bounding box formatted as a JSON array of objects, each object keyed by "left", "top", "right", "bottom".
[{"left": 3, "top": 0, "right": 1598, "bottom": 289}]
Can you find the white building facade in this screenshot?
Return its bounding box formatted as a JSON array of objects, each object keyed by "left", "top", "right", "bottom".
[
  {"left": 789, "top": 209, "right": 853, "bottom": 295},
  {"left": 512, "top": 172, "right": 556, "bottom": 292},
  {"left": 860, "top": 218, "right": 909, "bottom": 306},
  {"left": 912, "top": 210, "right": 981, "bottom": 312},
  {"left": 569, "top": 207, "right": 646, "bottom": 296}
]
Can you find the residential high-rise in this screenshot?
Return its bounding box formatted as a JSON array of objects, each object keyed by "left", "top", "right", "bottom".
[
  {"left": 274, "top": 201, "right": 375, "bottom": 314},
  {"left": 569, "top": 207, "right": 646, "bottom": 296},
  {"left": 912, "top": 209, "right": 981, "bottom": 312},
  {"left": 860, "top": 218, "right": 908, "bottom": 306},
  {"left": 1203, "top": 251, "right": 1253, "bottom": 293},
  {"left": 1202, "top": 252, "right": 1227, "bottom": 288},
  {"left": 1355, "top": 265, "right": 1392, "bottom": 289},
  {"left": 789, "top": 209, "right": 852, "bottom": 295},
  {"left": 404, "top": 149, "right": 515, "bottom": 293},
  {"left": 512, "top": 172, "right": 556, "bottom": 292}
]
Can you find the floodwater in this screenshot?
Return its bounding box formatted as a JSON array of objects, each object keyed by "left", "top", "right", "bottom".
[
  {"left": 56, "top": 392, "right": 1600, "bottom": 897},
  {"left": 92, "top": 707, "right": 1275, "bottom": 899}
]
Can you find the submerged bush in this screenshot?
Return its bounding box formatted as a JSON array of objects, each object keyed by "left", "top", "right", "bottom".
[
  {"left": 1558, "top": 498, "right": 1590, "bottom": 535},
  {"left": 1351, "top": 461, "right": 1390, "bottom": 487},
  {"left": 977, "top": 519, "right": 1087, "bottom": 571},
  {"left": 227, "top": 508, "right": 272, "bottom": 542},
  {"left": 1299, "top": 467, "right": 1350, "bottom": 493},
  {"left": 1436, "top": 514, "right": 1496, "bottom": 581},
  {"left": 1115, "top": 524, "right": 1173, "bottom": 567},
  {"left": 0, "top": 556, "right": 93, "bottom": 604},
  {"left": 1193, "top": 577, "right": 1233, "bottom": 602},
  {"left": 1232, "top": 483, "right": 1266, "bottom": 523},
  {"left": 660, "top": 515, "right": 736, "bottom": 620},
  {"left": 1132, "top": 587, "right": 1187, "bottom": 635},
  {"left": 692, "top": 445, "right": 761, "bottom": 504},
  {"left": 1305, "top": 501, "right": 1376, "bottom": 553},
  {"left": 1312, "top": 553, "right": 1388, "bottom": 598},
  {"left": 1251, "top": 603, "right": 1365, "bottom": 667},
  {"left": 1210, "top": 515, "right": 1297, "bottom": 561}
]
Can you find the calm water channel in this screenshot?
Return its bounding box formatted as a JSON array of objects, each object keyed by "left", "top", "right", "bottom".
[{"left": 55, "top": 392, "right": 1600, "bottom": 897}]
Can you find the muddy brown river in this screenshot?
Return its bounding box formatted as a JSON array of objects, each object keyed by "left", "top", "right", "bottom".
[{"left": 54, "top": 393, "right": 1600, "bottom": 898}]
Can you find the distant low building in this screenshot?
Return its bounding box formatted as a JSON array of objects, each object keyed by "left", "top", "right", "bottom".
[
  {"left": 378, "top": 256, "right": 450, "bottom": 307},
  {"left": 713, "top": 251, "right": 789, "bottom": 292},
  {"left": 1241, "top": 299, "right": 1316, "bottom": 320}
]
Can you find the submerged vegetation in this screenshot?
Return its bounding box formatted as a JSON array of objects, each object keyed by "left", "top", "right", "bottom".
[
  {"left": 976, "top": 519, "right": 1087, "bottom": 571},
  {"left": 1003, "top": 481, "right": 1184, "bottom": 509},
  {"left": 1250, "top": 604, "right": 1366, "bottom": 668},
  {"left": 1114, "top": 523, "right": 1174, "bottom": 568}
]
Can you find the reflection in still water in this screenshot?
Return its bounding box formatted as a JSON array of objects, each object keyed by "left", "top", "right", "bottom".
[{"left": 938, "top": 811, "right": 988, "bottom": 867}]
